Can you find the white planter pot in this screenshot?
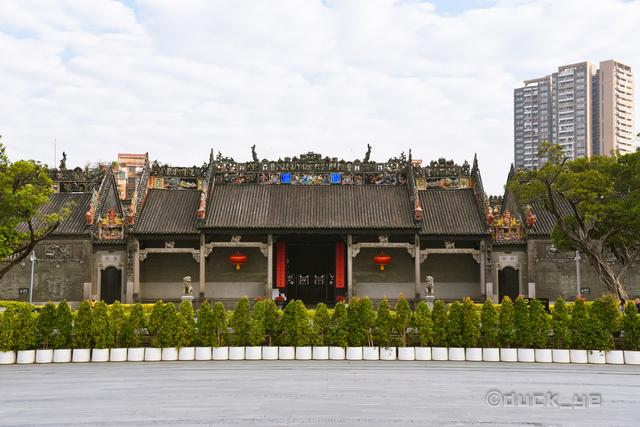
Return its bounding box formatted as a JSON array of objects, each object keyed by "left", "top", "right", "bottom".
[
  {"left": 228, "top": 346, "right": 245, "bottom": 360},
  {"left": 279, "top": 346, "right": 295, "bottom": 360},
  {"left": 465, "top": 348, "right": 482, "bottom": 362},
  {"left": 36, "top": 349, "right": 54, "bottom": 364},
  {"left": 127, "top": 347, "right": 145, "bottom": 362},
  {"left": 534, "top": 349, "right": 553, "bottom": 363},
  {"left": 398, "top": 347, "right": 415, "bottom": 361},
  {"left": 195, "top": 347, "right": 212, "bottom": 361},
  {"left": 482, "top": 348, "right": 500, "bottom": 362},
  {"left": 329, "top": 347, "right": 345, "bottom": 360},
  {"left": 178, "top": 347, "right": 195, "bottom": 361},
  {"left": 212, "top": 346, "right": 229, "bottom": 360},
  {"left": 144, "top": 347, "right": 162, "bottom": 362},
  {"left": 312, "top": 346, "right": 329, "bottom": 360},
  {"left": 109, "top": 348, "right": 127, "bottom": 362},
  {"left": 363, "top": 346, "right": 379, "bottom": 360},
  {"left": 245, "top": 346, "right": 262, "bottom": 360},
  {"left": 92, "top": 348, "right": 110, "bottom": 362},
  {"left": 588, "top": 350, "right": 606, "bottom": 364},
  {"left": 517, "top": 348, "right": 535, "bottom": 363},
  {"left": 53, "top": 349, "right": 72, "bottom": 363},
  {"left": 624, "top": 350, "right": 640, "bottom": 365},
  {"left": 552, "top": 349, "right": 570, "bottom": 363},
  {"left": 161, "top": 347, "right": 178, "bottom": 361},
  {"left": 296, "top": 346, "right": 312, "bottom": 360},
  {"left": 500, "top": 348, "right": 518, "bottom": 362},
  {"left": 0, "top": 350, "right": 16, "bottom": 364},
  {"left": 448, "top": 347, "right": 465, "bottom": 361},
  {"left": 72, "top": 348, "right": 91, "bottom": 363},
  {"left": 346, "top": 347, "right": 363, "bottom": 360},
  {"left": 432, "top": 347, "right": 448, "bottom": 361},
  {"left": 605, "top": 350, "right": 624, "bottom": 365},
  {"left": 380, "top": 347, "right": 397, "bottom": 361},
  {"left": 569, "top": 349, "right": 588, "bottom": 364},
  {"left": 17, "top": 350, "right": 35, "bottom": 364},
  {"left": 415, "top": 347, "right": 431, "bottom": 361},
  {"left": 262, "top": 346, "right": 278, "bottom": 360}
]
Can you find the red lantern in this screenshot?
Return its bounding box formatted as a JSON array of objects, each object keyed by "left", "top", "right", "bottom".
[
  {"left": 229, "top": 252, "right": 248, "bottom": 271},
  {"left": 373, "top": 252, "right": 391, "bottom": 271}
]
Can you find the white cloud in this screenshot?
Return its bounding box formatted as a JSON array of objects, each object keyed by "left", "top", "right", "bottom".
[{"left": 0, "top": 0, "right": 639, "bottom": 194}]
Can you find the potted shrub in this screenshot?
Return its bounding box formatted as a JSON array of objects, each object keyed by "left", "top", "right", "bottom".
[
  {"left": 177, "top": 300, "right": 196, "bottom": 361},
  {"left": 195, "top": 301, "right": 213, "bottom": 361},
  {"left": 599, "top": 295, "right": 624, "bottom": 365},
  {"left": 461, "top": 298, "right": 481, "bottom": 361},
  {"left": 247, "top": 300, "right": 265, "bottom": 360},
  {"left": 229, "top": 297, "right": 251, "bottom": 360},
  {"left": 395, "top": 295, "right": 414, "bottom": 360},
  {"left": 586, "top": 297, "right": 616, "bottom": 364},
  {"left": 158, "top": 303, "right": 180, "bottom": 361},
  {"left": 551, "top": 297, "right": 570, "bottom": 363},
  {"left": 311, "top": 303, "right": 330, "bottom": 360},
  {"left": 327, "top": 302, "right": 348, "bottom": 360},
  {"left": 14, "top": 304, "right": 36, "bottom": 364},
  {"left": 72, "top": 301, "right": 93, "bottom": 362},
  {"left": 0, "top": 306, "right": 17, "bottom": 364},
  {"left": 569, "top": 298, "right": 588, "bottom": 363},
  {"left": 446, "top": 301, "right": 465, "bottom": 361},
  {"left": 530, "top": 298, "right": 551, "bottom": 362},
  {"left": 376, "top": 298, "right": 395, "bottom": 360},
  {"left": 211, "top": 301, "right": 229, "bottom": 360},
  {"left": 622, "top": 302, "right": 640, "bottom": 364},
  {"left": 108, "top": 301, "right": 127, "bottom": 362},
  {"left": 277, "top": 300, "right": 311, "bottom": 360},
  {"left": 480, "top": 299, "right": 499, "bottom": 361},
  {"left": 413, "top": 301, "right": 432, "bottom": 361},
  {"left": 92, "top": 301, "right": 111, "bottom": 362},
  {"left": 145, "top": 301, "right": 164, "bottom": 361},
  {"left": 498, "top": 296, "right": 517, "bottom": 362},
  {"left": 35, "top": 302, "right": 56, "bottom": 363},
  {"left": 293, "top": 301, "right": 313, "bottom": 360},
  {"left": 431, "top": 300, "right": 448, "bottom": 360},
  {"left": 256, "top": 299, "right": 280, "bottom": 360},
  {"left": 124, "top": 303, "right": 146, "bottom": 361},
  {"left": 52, "top": 301, "right": 73, "bottom": 363},
  {"left": 514, "top": 296, "right": 534, "bottom": 362},
  {"left": 345, "top": 298, "right": 365, "bottom": 360},
  {"left": 358, "top": 298, "right": 378, "bottom": 360}
]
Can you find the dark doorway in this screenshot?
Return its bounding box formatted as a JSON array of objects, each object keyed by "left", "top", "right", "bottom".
[
  {"left": 285, "top": 242, "right": 336, "bottom": 304},
  {"left": 101, "top": 267, "right": 122, "bottom": 304},
  {"left": 498, "top": 267, "right": 519, "bottom": 302}
]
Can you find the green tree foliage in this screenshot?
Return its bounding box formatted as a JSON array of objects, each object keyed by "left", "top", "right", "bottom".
[
  {"left": 551, "top": 298, "right": 570, "bottom": 349},
  {"left": 569, "top": 299, "right": 589, "bottom": 350},
  {"left": 0, "top": 306, "right": 16, "bottom": 351},
  {"left": 498, "top": 297, "right": 516, "bottom": 348},
  {"left": 52, "top": 301, "right": 72, "bottom": 349},
  {"left": 461, "top": 297, "right": 480, "bottom": 348},
  {"left": 92, "top": 301, "right": 111, "bottom": 349},
  {"left": 73, "top": 301, "right": 93, "bottom": 349},
  {"left": 587, "top": 296, "right": 619, "bottom": 351},
  {"left": 359, "top": 297, "right": 376, "bottom": 347},
  {"left": 195, "top": 300, "right": 214, "bottom": 347},
  {"left": 529, "top": 299, "right": 550, "bottom": 349},
  {"left": 0, "top": 139, "right": 68, "bottom": 280},
  {"left": 480, "top": 299, "right": 499, "bottom": 348},
  {"left": 13, "top": 304, "right": 36, "bottom": 351},
  {"left": 123, "top": 303, "right": 145, "bottom": 348},
  {"left": 346, "top": 298, "right": 366, "bottom": 346},
  {"left": 622, "top": 302, "right": 640, "bottom": 351},
  {"left": 431, "top": 300, "right": 448, "bottom": 347},
  {"left": 446, "top": 301, "right": 464, "bottom": 347},
  {"left": 311, "top": 303, "right": 330, "bottom": 346},
  {"left": 151, "top": 303, "right": 180, "bottom": 348},
  {"left": 327, "top": 302, "right": 348, "bottom": 347},
  {"left": 394, "top": 294, "right": 412, "bottom": 347},
  {"left": 211, "top": 302, "right": 227, "bottom": 347},
  {"left": 374, "top": 298, "right": 394, "bottom": 347},
  {"left": 177, "top": 300, "right": 196, "bottom": 348},
  {"left": 510, "top": 144, "right": 640, "bottom": 301},
  {"left": 412, "top": 301, "right": 432, "bottom": 347},
  {"left": 248, "top": 300, "right": 266, "bottom": 347},
  {"left": 229, "top": 297, "right": 251, "bottom": 346},
  {"left": 109, "top": 301, "right": 127, "bottom": 348},
  {"left": 277, "top": 300, "right": 311, "bottom": 347},
  {"left": 35, "top": 302, "right": 56, "bottom": 349},
  {"left": 514, "top": 296, "right": 531, "bottom": 348}
]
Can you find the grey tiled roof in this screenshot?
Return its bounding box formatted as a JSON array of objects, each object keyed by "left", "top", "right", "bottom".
[
  {"left": 204, "top": 185, "right": 417, "bottom": 230},
  {"left": 134, "top": 189, "right": 200, "bottom": 234},
  {"left": 418, "top": 189, "right": 488, "bottom": 236},
  {"left": 18, "top": 192, "right": 92, "bottom": 236},
  {"left": 527, "top": 198, "right": 574, "bottom": 236}
]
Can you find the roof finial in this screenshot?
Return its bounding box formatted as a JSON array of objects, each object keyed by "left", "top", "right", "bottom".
[
  {"left": 363, "top": 144, "right": 372, "bottom": 163},
  {"left": 251, "top": 145, "right": 259, "bottom": 162}
]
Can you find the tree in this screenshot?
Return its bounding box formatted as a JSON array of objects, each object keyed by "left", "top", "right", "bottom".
[
  {"left": 73, "top": 301, "right": 93, "bottom": 349},
  {"left": 551, "top": 298, "right": 570, "bottom": 349},
  {"left": 211, "top": 302, "right": 227, "bottom": 347},
  {"left": 510, "top": 143, "right": 640, "bottom": 301},
  {"left": 587, "top": 296, "right": 619, "bottom": 351},
  {"left": 394, "top": 294, "right": 412, "bottom": 347},
  {"left": 327, "top": 302, "right": 348, "bottom": 347},
  {"left": 431, "top": 300, "right": 448, "bottom": 347},
  {"left": 446, "top": 301, "right": 464, "bottom": 347},
  {"left": 529, "top": 299, "right": 550, "bottom": 349},
  {"left": 514, "top": 296, "right": 531, "bottom": 348},
  {"left": 123, "top": 303, "right": 145, "bottom": 348},
  {"left": 0, "top": 139, "right": 67, "bottom": 279},
  {"left": 0, "top": 306, "right": 16, "bottom": 352},
  {"left": 498, "top": 297, "right": 516, "bottom": 348},
  {"left": 413, "top": 302, "right": 432, "bottom": 347},
  {"left": 35, "top": 302, "right": 56, "bottom": 350},
  {"left": 195, "top": 300, "right": 214, "bottom": 347},
  {"left": 569, "top": 299, "right": 589, "bottom": 349},
  {"left": 374, "top": 298, "right": 394, "bottom": 348},
  {"left": 480, "top": 299, "right": 499, "bottom": 348},
  {"left": 52, "top": 301, "right": 73, "bottom": 349},
  {"left": 13, "top": 304, "right": 36, "bottom": 351},
  {"left": 177, "top": 300, "right": 196, "bottom": 348},
  {"left": 311, "top": 303, "right": 331, "bottom": 347},
  {"left": 622, "top": 302, "right": 640, "bottom": 351},
  {"left": 109, "top": 301, "right": 127, "bottom": 348},
  {"left": 461, "top": 297, "right": 480, "bottom": 348},
  {"left": 277, "top": 300, "right": 311, "bottom": 347},
  {"left": 92, "top": 301, "right": 112, "bottom": 349},
  {"left": 230, "top": 297, "right": 251, "bottom": 346}
]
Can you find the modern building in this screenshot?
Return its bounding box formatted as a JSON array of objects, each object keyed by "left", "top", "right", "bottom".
[
  {"left": 114, "top": 153, "right": 147, "bottom": 201},
  {"left": 514, "top": 60, "right": 634, "bottom": 169}
]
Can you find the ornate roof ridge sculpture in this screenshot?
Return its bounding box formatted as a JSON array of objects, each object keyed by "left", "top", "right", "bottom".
[{"left": 48, "top": 155, "right": 106, "bottom": 193}]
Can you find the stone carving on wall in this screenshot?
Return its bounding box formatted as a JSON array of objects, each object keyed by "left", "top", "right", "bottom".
[{"left": 43, "top": 244, "right": 72, "bottom": 260}]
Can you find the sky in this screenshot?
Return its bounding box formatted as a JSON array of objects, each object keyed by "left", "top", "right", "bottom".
[{"left": 0, "top": 0, "right": 639, "bottom": 195}]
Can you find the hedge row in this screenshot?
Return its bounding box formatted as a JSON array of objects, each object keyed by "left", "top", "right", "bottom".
[{"left": 1, "top": 295, "right": 640, "bottom": 352}]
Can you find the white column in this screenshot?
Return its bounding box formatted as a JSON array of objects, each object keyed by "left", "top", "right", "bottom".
[
  {"left": 414, "top": 234, "right": 421, "bottom": 300},
  {"left": 266, "top": 235, "right": 273, "bottom": 298},
  {"left": 528, "top": 282, "right": 536, "bottom": 298},
  {"left": 199, "top": 234, "right": 206, "bottom": 298},
  {"left": 480, "top": 240, "right": 486, "bottom": 297},
  {"left": 133, "top": 239, "right": 140, "bottom": 301},
  {"left": 347, "top": 234, "right": 353, "bottom": 301}
]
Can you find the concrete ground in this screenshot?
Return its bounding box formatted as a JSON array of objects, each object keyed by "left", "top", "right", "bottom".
[{"left": 1, "top": 361, "right": 639, "bottom": 426}]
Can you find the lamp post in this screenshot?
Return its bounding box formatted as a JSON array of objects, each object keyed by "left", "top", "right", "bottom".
[
  {"left": 29, "top": 251, "right": 36, "bottom": 304},
  {"left": 574, "top": 250, "right": 581, "bottom": 298}
]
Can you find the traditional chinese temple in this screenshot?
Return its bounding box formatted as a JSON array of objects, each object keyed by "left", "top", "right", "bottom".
[{"left": 1, "top": 147, "right": 638, "bottom": 306}]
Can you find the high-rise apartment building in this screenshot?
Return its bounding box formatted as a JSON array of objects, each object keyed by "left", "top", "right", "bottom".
[
  {"left": 114, "top": 153, "right": 148, "bottom": 200},
  {"left": 514, "top": 60, "right": 634, "bottom": 169}
]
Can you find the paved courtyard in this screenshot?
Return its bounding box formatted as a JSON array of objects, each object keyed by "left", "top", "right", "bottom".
[{"left": 1, "top": 361, "right": 639, "bottom": 426}]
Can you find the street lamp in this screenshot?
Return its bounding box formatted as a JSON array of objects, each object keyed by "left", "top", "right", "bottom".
[
  {"left": 29, "top": 251, "right": 36, "bottom": 304},
  {"left": 574, "top": 250, "right": 581, "bottom": 298}
]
